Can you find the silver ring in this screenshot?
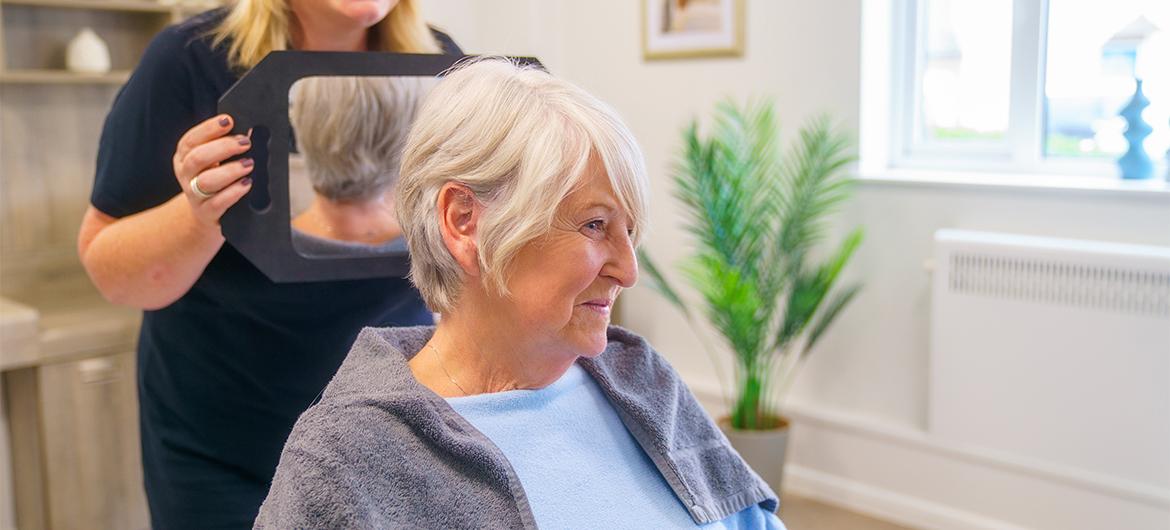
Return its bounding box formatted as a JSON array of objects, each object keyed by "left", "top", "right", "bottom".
[{"left": 189, "top": 176, "right": 214, "bottom": 200}]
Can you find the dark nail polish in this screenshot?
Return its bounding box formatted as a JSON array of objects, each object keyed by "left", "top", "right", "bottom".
[
  {"left": 240, "top": 158, "right": 254, "bottom": 168},
  {"left": 238, "top": 136, "right": 251, "bottom": 146},
  {"left": 241, "top": 178, "right": 253, "bottom": 186},
  {"left": 219, "top": 116, "right": 230, "bottom": 127}
]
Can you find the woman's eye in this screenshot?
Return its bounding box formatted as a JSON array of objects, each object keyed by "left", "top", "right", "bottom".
[{"left": 584, "top": 220, "right": 605, "bottom": 233}]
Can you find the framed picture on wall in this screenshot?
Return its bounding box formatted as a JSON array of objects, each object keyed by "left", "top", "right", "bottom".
[{"left": 643, "top": 0, "right": 745, "bottom": 60}]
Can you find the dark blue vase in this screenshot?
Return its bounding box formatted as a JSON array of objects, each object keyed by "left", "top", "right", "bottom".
[{"left": 1118, "top": 79, "right": 1154, "bottom": 180}]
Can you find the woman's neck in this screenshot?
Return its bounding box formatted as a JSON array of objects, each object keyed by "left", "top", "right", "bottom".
[
  {"left": 291, "top": 194, "right": 401, "bottom": 244},
  {"left": 410, "top": 298, "right": 579, "bottom": 398},
  {"left": 288, "top": 12, "right": 369, "bottom": 52}
]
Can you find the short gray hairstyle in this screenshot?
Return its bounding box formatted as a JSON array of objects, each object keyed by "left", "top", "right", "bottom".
[
  {"left": 396, "top": 58, "right": 649, "bottom": 313},
  {"left": 290, "top": 76, "right": 424, "bottom": 201}
]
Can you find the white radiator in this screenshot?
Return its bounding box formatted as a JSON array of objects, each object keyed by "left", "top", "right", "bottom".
[{"left": 929, "top": 229, "right": 1170, "bottom": 492}]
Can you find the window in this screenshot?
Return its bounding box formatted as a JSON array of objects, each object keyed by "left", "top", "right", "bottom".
[
  {"left": 894, "top": 0, "right": 1170, "bottom": 176},
  {"left": 918, "top": 0, "right": 1013, "bottom": 146}
]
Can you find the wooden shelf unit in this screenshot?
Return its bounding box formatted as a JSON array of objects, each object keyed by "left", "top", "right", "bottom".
[
  {"left": 1, "top": 0, "right": 175, "bottom": 14},
  {"left": 0, "top": 2, "right": 215, "bottom": 528},
  {"left": 0, "top": 67, "right": 131, "bottom": 83},
  {"left": 0, "top": 0, "right": 217, "bottom": 84}
]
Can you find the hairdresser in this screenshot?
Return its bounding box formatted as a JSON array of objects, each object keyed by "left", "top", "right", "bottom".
[{"left": 75, "top": 1, "right": 460, "bottom": 528}]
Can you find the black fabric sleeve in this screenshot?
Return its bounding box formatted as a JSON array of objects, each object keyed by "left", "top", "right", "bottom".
[{"left": 91, "top": 26, "right": 197, "bottom": 218}]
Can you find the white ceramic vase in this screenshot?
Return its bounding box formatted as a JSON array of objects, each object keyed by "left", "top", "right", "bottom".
[
  {"left": 66, "top": 28, "right": 111, "bottom": 74},
  {"left": 720, "top": 417, "right": 790, "bottom": 495}
]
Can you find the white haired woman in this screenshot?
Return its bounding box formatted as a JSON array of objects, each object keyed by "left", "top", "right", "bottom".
[
  {"left": 255, "top": 59, "right": 786, "bottom": 529},
  {"left": 289, "top": 76, "right": 424, "bottom": 254},
  {"left": 75, "top": 1, "right": 460, "bottom": 527}
]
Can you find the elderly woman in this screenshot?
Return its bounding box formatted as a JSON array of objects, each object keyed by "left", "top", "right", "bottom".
[
  {"left": 289, "top": 76, "right": 425, "bottom": 254},
  {"left": 255, "top": 59, "right": 785, "bottom": 529}
]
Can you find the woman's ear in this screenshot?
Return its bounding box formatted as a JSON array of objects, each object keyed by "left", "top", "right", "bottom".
[{"left": 437, "top": 182, "right": 482, "bottom": 278}]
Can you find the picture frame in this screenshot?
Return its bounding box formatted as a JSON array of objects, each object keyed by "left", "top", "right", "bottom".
[{"left": 643, "top": 0, "right": 745, "bottom": 60}]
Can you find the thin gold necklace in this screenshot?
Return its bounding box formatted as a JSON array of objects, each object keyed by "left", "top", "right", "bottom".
[{"left": 428, "top": 343, "right": 469, "bottom": 396}]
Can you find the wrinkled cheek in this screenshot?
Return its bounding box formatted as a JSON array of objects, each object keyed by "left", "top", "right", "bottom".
[{"left": 565, "top": 307, "right": 591, "bottom": 330}]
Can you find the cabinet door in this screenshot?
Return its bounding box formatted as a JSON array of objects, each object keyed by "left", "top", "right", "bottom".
[{"left": 38, "top": 351, "right": 148, "bottom": 530}]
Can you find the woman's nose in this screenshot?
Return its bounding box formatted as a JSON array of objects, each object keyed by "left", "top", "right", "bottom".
[{"left": 605, "top": 235, "right": 638, "bottom": 288}]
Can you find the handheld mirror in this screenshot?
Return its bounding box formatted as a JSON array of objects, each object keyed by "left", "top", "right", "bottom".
[{"left": 218, "top": 51, "right": 542, "bottom": 282}]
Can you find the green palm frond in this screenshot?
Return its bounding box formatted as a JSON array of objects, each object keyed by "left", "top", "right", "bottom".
[
  {"left": 672, "top": 115, "right": 774, "bottom": 283},
  {"left": 637, "top": 248, "right": 690, "bottom": 319},
  {"left": 644, "top": 99, "right": 864, "bottom": 429},
  {"left": 682, "top": 252, "right": 768, "bottom": 365},
  {"left": 805, "top": 283, "right": 862, "bottom": 356},
  {"left": 769, "top": 115, "right": 856, "bottom": 275},
  {"left": 773, "top": 228, "right": 863, "bottom": 352}
]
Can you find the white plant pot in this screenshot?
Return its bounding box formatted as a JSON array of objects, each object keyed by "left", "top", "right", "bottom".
[
  {"left": 720, "top": 417, "right": 790, "bottom": 494},
  {"left": 66, "top": 28, "right": 111, "bottom": 74}
]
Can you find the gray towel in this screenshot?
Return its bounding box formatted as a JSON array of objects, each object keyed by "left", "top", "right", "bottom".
[{"left": 254, "top": 325, "right": 777, "bottom": 529}]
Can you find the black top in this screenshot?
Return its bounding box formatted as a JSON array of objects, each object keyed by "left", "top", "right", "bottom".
[{"left": 90, "top": 9, "right": 460, "bottom": 528}]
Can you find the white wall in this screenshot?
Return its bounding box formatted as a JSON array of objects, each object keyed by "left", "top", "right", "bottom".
[
  {"left": 423, "top": 1, "right": 1170, "bottom": 528},
  {"left": 795, "top": 182, "right": 1170, "bottom": 427},
  {"left": 781, "top": 183, "right": 1170, "bottom": 530}
]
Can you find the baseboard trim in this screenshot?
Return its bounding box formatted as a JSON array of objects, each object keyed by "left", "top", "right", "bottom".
[
  {"left": 785, "top": 463, "right": 1028, "bottom": 530},
  {"left": 686, "top": 379, "right": 1170, "bottom": 529},
  {"left": 781, "top": 400, "right": 1170, "bottom": 510}
]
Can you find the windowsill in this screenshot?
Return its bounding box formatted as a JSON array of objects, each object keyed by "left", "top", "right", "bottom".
[{"left": 857, "top": 168, "right": 1170, "bottom": 199}]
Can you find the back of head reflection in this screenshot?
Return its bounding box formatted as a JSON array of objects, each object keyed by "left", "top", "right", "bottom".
[{"left": 288, "top": 76, "right": 423, "bottom": 256}]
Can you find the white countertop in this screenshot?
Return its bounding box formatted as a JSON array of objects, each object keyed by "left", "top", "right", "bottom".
[
  {"left": 0, "top": 277, "right": 140, "bottom": 371},
  {"left": 0, "top": 298, "right": 38, "bottom": 370}
]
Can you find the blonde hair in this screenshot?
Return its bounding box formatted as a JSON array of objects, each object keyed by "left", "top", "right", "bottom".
[
  {"left": 290, "top": 76, "right": 426, "bottom": 201},
  {"left": 396, "top": 58, "right": 649, "bottom": 313},
  {"left": 211, "top": 0, "right": 442, "bottom": 71}
]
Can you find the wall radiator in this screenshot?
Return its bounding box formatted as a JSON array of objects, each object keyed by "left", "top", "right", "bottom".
[{"left": 929, "top": 229, "right": 1170, "bottom": 492}]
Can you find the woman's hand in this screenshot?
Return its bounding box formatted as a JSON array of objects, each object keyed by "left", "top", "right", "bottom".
[
  {"left": 172, "top": 114, "right": 255, "bottom": 229},
  {"left": 78, "top": 114, "right": 257, "bottom": 309}
]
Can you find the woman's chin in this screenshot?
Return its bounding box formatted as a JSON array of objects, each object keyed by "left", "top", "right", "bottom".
[
  {"left": 573, "top": 331, "right": 610, "bottom": 359},
  {"left": 567, "top": 311, "right": 611, "bottom": 356},
  {"left": 340, "top": 5, "right": 388, "bottom": 26}
]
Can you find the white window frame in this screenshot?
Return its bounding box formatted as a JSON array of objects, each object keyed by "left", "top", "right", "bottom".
[{"left": 888, "top": 0, "right": 1127, "bottom": 178}]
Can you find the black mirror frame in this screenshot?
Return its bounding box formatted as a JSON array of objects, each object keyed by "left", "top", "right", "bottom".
[{"left": 218, "top": 51, "right": 542, "bottom": 283}]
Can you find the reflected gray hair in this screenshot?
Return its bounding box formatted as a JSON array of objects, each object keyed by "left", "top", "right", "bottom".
[
  {"left": 290, "top": 76, "right": 424, "bottom": 202},
  {"left": 396, "top": 58, "right": 649, "bottom": 313}
]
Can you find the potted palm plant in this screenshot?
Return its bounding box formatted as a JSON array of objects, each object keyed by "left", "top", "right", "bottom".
[{"left": 639, "top": 99, "right": 862, "bottom": 493}]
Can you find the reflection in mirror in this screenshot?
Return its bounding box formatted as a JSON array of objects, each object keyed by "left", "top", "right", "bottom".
[{"left": 287, "top": 75, "right": 438, "bottom": 258}]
